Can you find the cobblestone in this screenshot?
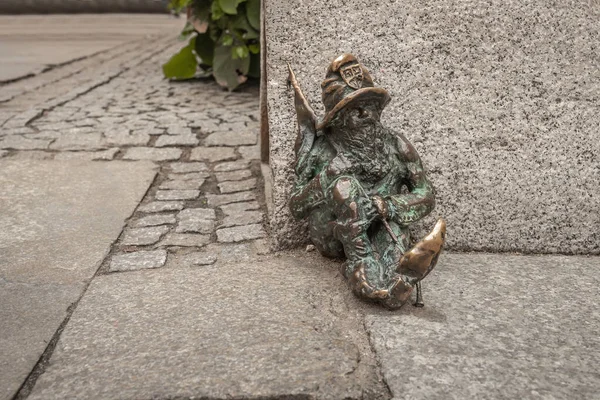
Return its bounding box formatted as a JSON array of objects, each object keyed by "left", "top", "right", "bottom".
[
  {"left": 0, "top": 136, "right": 51, "bottom": 150},
  {"left": 109, "top": 250, "right": 167, "bottom": 272},
  {"left": 169, "top": 162, "right": 208, "bottom": 173},
  {"left": 54, "top": 149, "right": 119, "bottom": 161},
  {"left": 155, "top": 134, "right": 199, "bottom": 147},
  {"left": 216, "top": 224, "right": 267, "bottom": 243},
  {"left": 50, "top": 133, "right": 107, "bottom": 151},
  {"left": 204, "top": 131, "right": 257, "bottom": 147},
  {"left": 189, "top": 146, "right": 236, "bottom": 162},
  {"left": 215, "top": 169, "right": 253, "bottom": 182},
  {"left": 214, "top": 160, "right": 251, "bottom": 172},
  {"left": 178, "top": 252, "right": 218, "bottom": 266},
  {"left": 221, "top": 210, "right": 263, "bottom": 228},
  {"left": 220, "top": 201, "right": 262, "bottom": 215},
  {"left": 132, "top": 214, "right": 177, "bottom": 227},
  {"left": 206, "top": 191, "right": 256, "bottom": 207},
  {"left": 138, "top": 201, "right": 185, "bottom": 213},
  {"left": 123, "top": 147, "right": 182, "bottom": 161},
  {"left": 161, "top": 233, "right": 211, "bottom": 247},
  {"left": 122, "top": 226, "right": 170, "bottom": 246},
  {"left": 176, "top": 208, "right": 216, "bottom": 234},
  {"left": 218, "top": 178, "right": 257, "bottom": 194},
  {"left": 159, "top": 179, "right": 205, "bottom": 190},
  {"left": 155, "top": 189, "right": 200, "bottom": 201}
]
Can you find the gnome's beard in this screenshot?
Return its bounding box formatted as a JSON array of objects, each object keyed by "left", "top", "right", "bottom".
[{"left": 330, "top": 119, "right": 390, "bottom": 183}]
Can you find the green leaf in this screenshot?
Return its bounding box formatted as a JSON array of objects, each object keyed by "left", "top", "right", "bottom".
[
  {"left": 246, "top": 0, "right": 260, "bottom": 30},
  {"left": 248, "top": 52, "right": 260, "bottom": 78},
  {"left": 232, "top": 45, "right": 249, "bottom": 60},
  {"left": 211, "top": 1, "right": 225, "bottom": 20},
  {"left": 219, "top": 0, "right": 246, "bottom": 15},
  {"left": 194, "top": 32, "right": 215, "bottom": 66},
  {"left": 194, "top": 0, "right": 212, "bottom": 21},
  {"left": 178, "top": 21, "right": 195, "bottom": 41},
  {"left": 230, "top": 13, "right": 259, "bottom": 39},
  {"left": 213, "top": 42, "right": 250, "bottom": 90},
  {"left": 168, "top": 0, "right": 192, "bottom": 13},
  {"left": 162, "top": 36, "right": 198, "bottom": 80},
  {"left": 248, "top": 43, "right": 260, "bottom": 54},
  {"left": 222, "top": 34, "right": 234, "bottom": 46}
]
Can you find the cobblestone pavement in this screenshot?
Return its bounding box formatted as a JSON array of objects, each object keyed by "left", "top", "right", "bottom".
[{"left": 0, "top": 34, "right": 266, "bottom": 274}]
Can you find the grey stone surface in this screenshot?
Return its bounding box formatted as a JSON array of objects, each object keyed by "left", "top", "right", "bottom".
[
  {"left": 158, "top": 179, "right": 204, "bottom": 190},
  {"left": 189, "top": 146, "right": 236, "bottom": 162},
  {"left": 0, "top": 15, "right": 179, "bottom": 82},
  {"left": 109, "top": 250, "right": 167, "bottom": 272},
  {"left": 221, "top": 210, "right": 263, "bottom": 228},
  {"left": 220, "top": 201, "right": 261, "bottom": 215},
  {"left": 206, "top": 191, "right": 256, "bottom": 206},
  {"left": 238, "top": 144, "right": 260, "bottom": 160},
  {"left": 216, "top": 224, "right": 266, "bottom": 243},
  {"left": 123, "top": 147, "right": 182, "bottom": 161},
  {"left": 218, "top": 177, "right": 257, "bottom": 194},
  {"left": 168, "top": 251, "right": 218, "bottom": 267},
  {"left": 49, "top": 132, "right": 106, "bottom": 151},
  {"left": 121, "top": 226, "right": 169, "bottom": 246},
  {"left": 161, "top": 233, "right": 211, "bottom": 247},
  {"left": 155, "top": 189, "right": 199, "bottom": 201},
  {"left": 137, "top": 201, "right": 184, "bottom": 213},
  {"left": 53, "top": 149, "right": 118, "bottom": 161},
  {"left": 26, "top": 252, "right": 388, "bottom": 400},
  {"left": 264, "top": 0, "right": 600, "bottom": 254},
  {"left": 169, "top": 162, "right": 208, "bottom": 173},
  {"left": 132, "top": 213, "right": 176, "bottom": 227},
  {"left": 366, "top": 252, "right": 600, "bottom": 400},
  {"left": 0, "top": 135, "right": 51, "bottom": 150},
  {"left": 155, "top": 134, "right": 199, "bottom": 147},
  {"left": 0, "top": 159, "right": 156, "bottom": 400},
  {"left": 215, "top": 169, "right": 253, "bottom": 182},
  {"left": 204, "top": 130, "right": 257, "bottom": 147},
  {"left": 214, "top": 160, "right": 251, "bottom": 172}
]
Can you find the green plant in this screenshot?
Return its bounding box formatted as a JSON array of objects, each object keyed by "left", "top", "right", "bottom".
[{"left": 163, "top": 0, "right": 260, "bottom": 91}]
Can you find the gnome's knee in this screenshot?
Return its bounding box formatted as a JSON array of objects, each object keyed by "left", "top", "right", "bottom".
[{"left": 330, "top": 176, "right": 365, "bottom": 217}]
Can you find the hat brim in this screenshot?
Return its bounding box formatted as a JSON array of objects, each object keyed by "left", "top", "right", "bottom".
[{"left": 317, "top": 87, "right": 391, "bottom": 130}]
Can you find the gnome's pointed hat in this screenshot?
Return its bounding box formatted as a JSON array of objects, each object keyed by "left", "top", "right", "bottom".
[{"left": 317, "top": 54, "right": 391, "bottom": 130}]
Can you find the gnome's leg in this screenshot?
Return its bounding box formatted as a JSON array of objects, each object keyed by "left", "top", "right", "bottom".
[
  {"left": 370, "top": 220, "right": 411, "bottom": 283},
  {"left": 327, "top": 176, "right": 387, "bottom": 296},
  {"left": 307, "top": 208, "right": 344, "bottom": 258}
]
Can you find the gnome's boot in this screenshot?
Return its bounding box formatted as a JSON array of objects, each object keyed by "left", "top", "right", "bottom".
[{"left": 397, "top": 219, "right": 446, "bottom": 284}]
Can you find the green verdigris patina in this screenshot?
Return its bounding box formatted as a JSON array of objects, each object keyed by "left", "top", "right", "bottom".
[{"left": 288, "top": 54, "right": 446, "bottom": 309}]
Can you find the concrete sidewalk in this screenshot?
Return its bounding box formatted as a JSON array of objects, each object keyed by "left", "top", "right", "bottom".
[{"left": 0, "top": 14, "right": 598, "bottom": 400}]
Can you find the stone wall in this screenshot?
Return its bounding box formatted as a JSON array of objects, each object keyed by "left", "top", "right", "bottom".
[
  {"left": 264, "top": 0, "right": 600, "bottom": 254},
  {"left": 0, "top": 0, "right": 167, "bottom": 13}
]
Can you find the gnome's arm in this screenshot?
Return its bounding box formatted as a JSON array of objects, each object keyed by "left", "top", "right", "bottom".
[{"left": 384, "top": 135, "right": 435, "bottom": 225}]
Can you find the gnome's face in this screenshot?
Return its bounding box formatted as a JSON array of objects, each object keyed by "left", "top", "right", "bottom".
[{"left": 340, "top": 102, "right": 381, "bottom": 132}]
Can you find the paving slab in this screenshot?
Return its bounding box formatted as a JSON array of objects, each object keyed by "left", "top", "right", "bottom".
[
  {"left": 0, "top": 159, "right": 157, "bottom": 400},
  {"left": 366, "top": 253, "right": 600, "bottom": 400},
  {"left": 27, "top": 252, "right": 389, "bottom": 400}
]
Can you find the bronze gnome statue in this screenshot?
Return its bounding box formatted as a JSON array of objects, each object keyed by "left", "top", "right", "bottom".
[{"left": 288, "top": 54, "right": 446, "bottom": 309}]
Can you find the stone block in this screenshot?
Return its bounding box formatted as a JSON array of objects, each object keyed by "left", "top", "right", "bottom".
[
  {"left": 221, "top": 210, "right": 263, "bottom": 228},
  {"left": 218, "top": 178, "right": 257, "bottom": 194},
  {"left": 189, "top": 146, "right": 237, "bottom": 162},
  {"left": 264, "top": 0, "right": 600, "bottom": 254},
  {"left": 204, "top": 130, "right": 257, "bottom": 147},
  {"left": 176, "top": 208, "right": 216, "bottom": 234},
  {"left": 155, "top": 134, "right": 199, "bottom": 147},
  {"left": 132, "top": 214, "right": 176, "bottom": 227},
  {"left": 122, "top": 226, "right": 169, "bottom": 246},
  {"left": 159, "top": 179, "right": 205, "bottom": 190},
  {"left": 206, "top": 191, "right": 256, "bottom": 207},
  {"left": 161, "top": 233, "right": 211, "bottom": 247},
  {"left": 0, "top": 136, "right": 51, "bottom": 150},
  {"left": 138, "top": 201, "right": 184, "bottom": 213},
  {"left": 215, "top": 169, "right": 253, "bottom": 182},
  {"left": 123, "top": 147, "right": 182, "bottom": 161},
  {"left": 214, "top": 160, "right": 251, "bottom": 172},
  {"left": 216, "top": 224, "right": 266, "bottom": 243},
  {"left": 220, "top": 201, "right": 262, "bottom": 215},
  {"left": 155, "top": 189, "right": 200, "bottom": 201},
  {"left": 109, "top": 250, "right": 167, "bottom": 272},
  {"left": 50, "top": 132, "right": 107, "bottom": 151},
  {"left": 169, "top": 162, "right": 208, "bottom": 173}
]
